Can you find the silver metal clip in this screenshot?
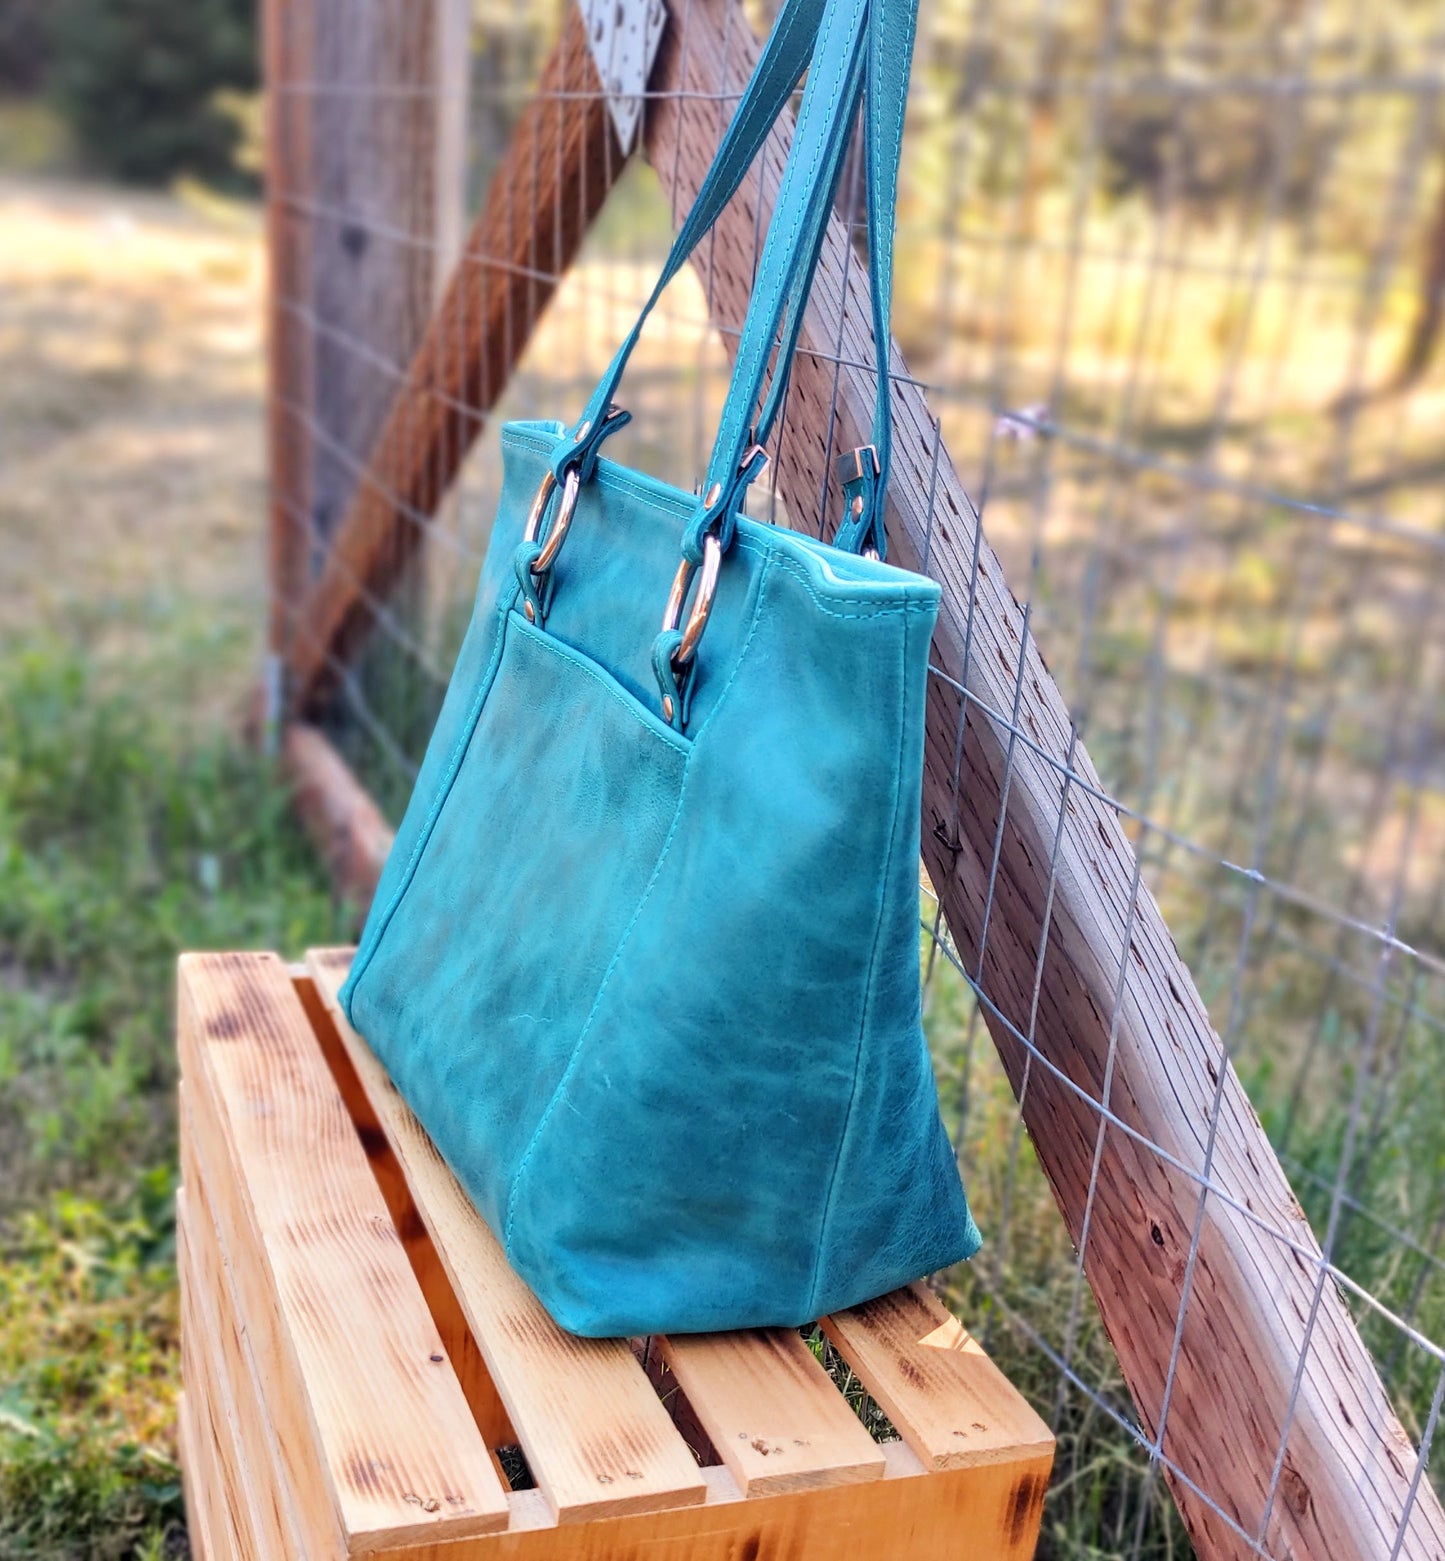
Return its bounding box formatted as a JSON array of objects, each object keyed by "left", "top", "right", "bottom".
[{"left": 836, "top": 445, "right": 879, "bottom": 484}]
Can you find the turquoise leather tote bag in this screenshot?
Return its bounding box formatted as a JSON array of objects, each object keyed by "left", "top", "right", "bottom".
[{"left": 340, "top": 0, "right": 981, "bottom": 1337}]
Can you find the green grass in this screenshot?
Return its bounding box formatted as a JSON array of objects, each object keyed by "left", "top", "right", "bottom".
[
  {"left": 926, "top": 948, "right": 1196, "bottom": 1559},
  {"left": 0, "top": 637, "right": 348, "bottom": 1560},
  {"left": 0, "top": 99, "right": 74, "bottom": 178}
]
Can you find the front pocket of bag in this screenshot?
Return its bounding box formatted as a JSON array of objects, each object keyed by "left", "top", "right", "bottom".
[{"left": 349, "top": 608, "right": 690, "bottom": 1236}]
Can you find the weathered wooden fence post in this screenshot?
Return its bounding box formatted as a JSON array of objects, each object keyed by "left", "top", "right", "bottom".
[
  {"left": 262, "top": 0, "right": 312, "bottom": 718},
  {"left": 284, "top": 5, "right": 621, "bottom": 710},
  {"left": 306, "top": 1, "right": 444, "bottom": 558}
]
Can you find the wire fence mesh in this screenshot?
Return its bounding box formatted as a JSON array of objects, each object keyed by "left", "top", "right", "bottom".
[{"left": 266, "top": 0, "right": 1445, "bottom": 1553}]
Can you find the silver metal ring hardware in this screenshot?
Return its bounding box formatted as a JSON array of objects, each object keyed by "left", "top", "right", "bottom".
[
  {"left": 661, "top": 444, "right": 769, "bottom": 686},
  {"left": 521, "top": 404, "right": 627, "bottom": 585},
  {"left": 661, "top": 531, "right": 722, "bottom": 669},
  {"left": 522, "top": 465, "right": 582, "bottom": 575}
]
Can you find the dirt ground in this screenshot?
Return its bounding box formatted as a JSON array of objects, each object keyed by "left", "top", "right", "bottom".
[{"left": 0, "top": 175, "right": 268, "bottom": 714}]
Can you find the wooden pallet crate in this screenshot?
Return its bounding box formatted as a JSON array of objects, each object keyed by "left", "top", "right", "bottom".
[{"left": 175, "top": 949, "right": 1054, "bottom": 1560}]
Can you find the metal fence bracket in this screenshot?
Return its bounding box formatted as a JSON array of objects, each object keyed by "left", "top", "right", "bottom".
[{"left": 580, "top": 0, "right": 666, "bottom": 154}]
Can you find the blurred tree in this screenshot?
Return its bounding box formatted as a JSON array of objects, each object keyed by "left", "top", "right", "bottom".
[
  {"left": 0, "top": 0, "right": 51, "bottom": 92},
  {"left": 48, "top": 0, "right": 257, "bottom": 185},
  {"left": 1395, "top": 165, "right": 1445, "bottom": 389}
]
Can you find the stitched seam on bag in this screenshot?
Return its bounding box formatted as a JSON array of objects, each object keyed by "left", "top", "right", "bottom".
[
  {"left": 344, "top": 583, "right": 519, "bottom": 1013},
  {"left": 866, "top": 0, "right": 910, "bottom": 467},
  {"left": 511, "top": 611, "right": 691, "bottom": 754},
  {"left": 804, "top": 596, "right": 912, "bottom": 1319},
  {"left": 732, "top": 539, "right": 939, "bottom": 617},
  {"left": 501, "top": 553, "right": 777, "bottom": 1260},
  {"left": 504, "top": 427, "right": 694, "bottom": 518},
  {"left": 503, "top": 428, "right": 940, "bottom": 617}
]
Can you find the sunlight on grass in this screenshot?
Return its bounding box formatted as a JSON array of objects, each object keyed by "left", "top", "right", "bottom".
[
  {"left": 0, "top": 640, "right": 350, "bottom": 1556},
  {"left": 0, "top": 177, "right": 265, "bottom": 706},
  {"left": 0, "top": 1177, "right": 181, "bottom": 1561}
]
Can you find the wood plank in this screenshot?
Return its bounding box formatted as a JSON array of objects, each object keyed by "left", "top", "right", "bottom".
[
  {"left": 176, "top": 1393, "right": 216, "bottom": 1561},
  {"left": 180, "top": 1065, "right": 353, "bottom": 1560},
  {"left": 639, "top": 4, "right": 1445, "bottom": 1556},
  {"left": 177, "top": 1389, "right": 237, "bottom": 1561},
  {"left": 178, "top": 1191, "right": 290, "bottom": 1561},
  {"left": 180, "top": 1273, "right": 263, "bottom": 1561},
  {"left": 177, "top": 1227, "right": 236, "bottom": 1561},
  {"left": 283, "top": 722, "right": 395, "bottom": 914},
  {"left": 306, "top": 948, "right": 709, "bottom": 1525},
  {"left": 821, "top": 1283, "right": 1053, "bottom": 1473},
  {"left": 288, "top": 4, "right": 623, "bottom": 711},
  {"left": 179, "top": 1173, "right": 313, "bottom": 1560},
  {"left": 292, "top": 968, "right": 518, "bottom": 1453},
  {"left": 189, "top": 1055, "right": 514, "bottom": 1517},
  {"left": 313, "top": 1454, "right": 1051, "bottom": 1561},
  {"left": 177, "top": 950, "right": 511, "bottom": 1551},
  {"left": 658, "top": 1330, "right": 886, "bottom": 1496}
]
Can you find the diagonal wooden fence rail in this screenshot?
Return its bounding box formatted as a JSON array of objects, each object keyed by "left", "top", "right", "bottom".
[
  {"left": 264, "top": 3, "right": 1445, "bottom": 1556},
  {"left": 276, "top": 3, "right": 621, "bottom": 707}
]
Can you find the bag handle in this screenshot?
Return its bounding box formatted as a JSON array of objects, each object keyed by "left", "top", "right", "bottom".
[
  {"left": 549, "top": 0, "right": 848, "bottom": 493},
  {"left": 517, "top": 0, "right": 877, "bottom": 630},
  {"left": 684, "top": 0, "right": 916, "bottom": 568},
  {"left": 649, "top": 0, "right": 919, "bottom": 726},
  {"left": 831, "top": 0, "right": 918, "bottom": 558},
  {"left": 517, "top": 0, "right": 920, "bottom": 729}
]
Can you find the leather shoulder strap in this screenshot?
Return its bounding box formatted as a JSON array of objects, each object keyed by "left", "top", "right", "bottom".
[
  {"left": 554, "top": 0, "right": 841, "bottom": 486},
  {"left": 686, "top": 0, "right": 917, "bottom": 562}
]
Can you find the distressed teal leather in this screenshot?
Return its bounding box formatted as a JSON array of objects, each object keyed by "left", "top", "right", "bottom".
[{"left": 340, "top": 0, "right": 980, "bottom": 1337}]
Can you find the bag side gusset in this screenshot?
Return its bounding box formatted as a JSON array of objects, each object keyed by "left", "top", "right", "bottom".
[{"left": 807, "top": 592, "right": 980, "bottom": 1320}]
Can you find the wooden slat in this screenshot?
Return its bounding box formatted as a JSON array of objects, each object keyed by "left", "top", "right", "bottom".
[
  {"left": 638, "top": 4, "right": 1445, "bottom": 1556},
  {"left": 177, "top": 951, "right": 511, "bottom": 1551},
  {"left": 658, "top": 1329, "right": 886, "bottom": 1495},
  {"left": 177, "top": 1390, "right": 235, "bottom": 1561},
  {"left": 178, "top": 1192, "right": 290, "bottom": 1561},
  {"left": 283, "top": 722, "right": 395, "bottom": 913},
  {"left": 179, "top": 1173, "right": 313, "bottom": 1560},
  {"left": 180, "top": 1061, "right": 354, "bottom": 1559},
  {"left": 180, "top": 1285, "right": 258, "bottom": 1561},
  {"left": 287, "top": 4, "right": 623, "bottom": 711},
  {"left": 821, "top": 1284, "right": 1054, "bottom": 1473},
  {"left": 292, "top": 968, "right": 518, "bottom": 1453},
  {"left": 306, "top": 1455, "right": 1051, "bottom": 1561},
  {"left": 176, "top": 1393, "right": 215, "bottom": 1561},
  {"left": 306, "top": 948, "right": 709, "bottom": 1525}
]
